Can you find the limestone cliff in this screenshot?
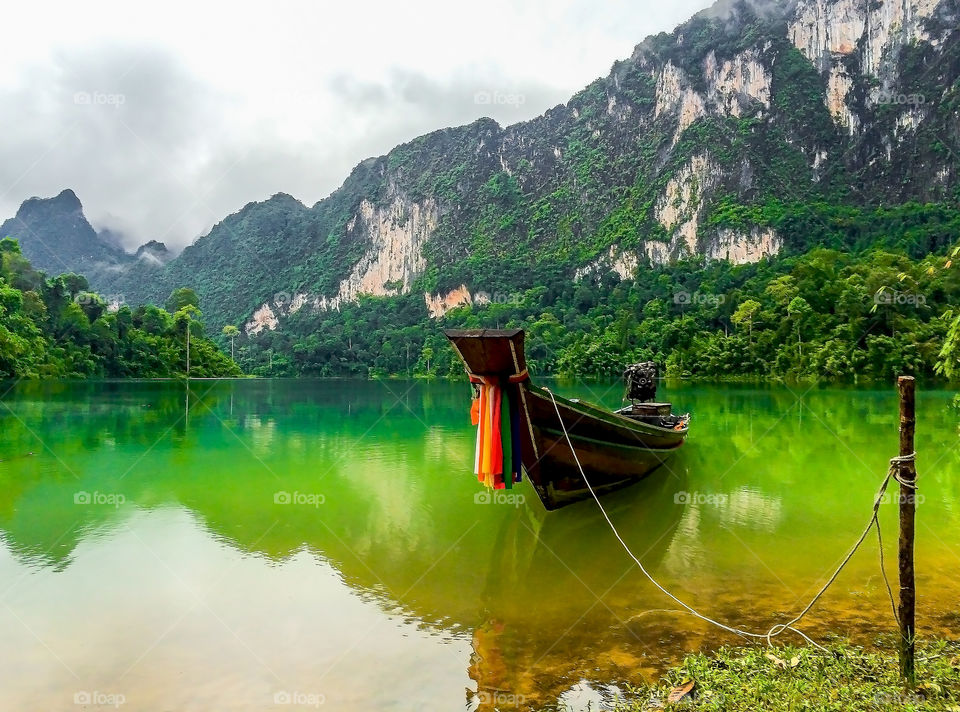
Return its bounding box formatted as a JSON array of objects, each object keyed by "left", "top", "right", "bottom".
[{"left": 73, "top": 0, "right": 956, "bottom": 335}]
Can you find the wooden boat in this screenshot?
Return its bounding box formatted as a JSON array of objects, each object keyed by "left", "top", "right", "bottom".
[{"left": 445, "top": 328, "right": 690, "bottom": 510}]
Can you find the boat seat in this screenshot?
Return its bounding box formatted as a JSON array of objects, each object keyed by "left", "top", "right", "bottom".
[{"left": 619, "top": 402, "right": 673, "bottom": 417}]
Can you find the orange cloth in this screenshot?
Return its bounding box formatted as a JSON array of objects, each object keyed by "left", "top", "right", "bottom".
[{"left": 473, "top": 382, "right": 503, "bottom": 487}]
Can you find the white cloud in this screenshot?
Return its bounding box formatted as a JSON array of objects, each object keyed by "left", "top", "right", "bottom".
[{"left": 0, "top": 0, "right": 713, "bottom": 250}]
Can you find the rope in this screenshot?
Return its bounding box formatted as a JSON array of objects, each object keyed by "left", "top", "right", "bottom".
[
  {"left": 881, "top": 451, "right": 918, "bottom": 631},
  {"left": 876, "top": 513, "right": 899, "bottom": 626},
  {"left": 891, "top": 452, "right": 918, "bottom": 490},
  {"left": 543, "top": 387, "right": 912, "bottom": 652}
]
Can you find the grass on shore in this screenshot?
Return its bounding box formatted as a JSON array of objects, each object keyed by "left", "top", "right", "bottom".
[{"left": 612, "top": 641, "right": 960, "bottom": 711}]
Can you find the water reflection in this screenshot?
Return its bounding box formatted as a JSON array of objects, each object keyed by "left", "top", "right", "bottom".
[{"left": 0, "top": 380, "right": 958, "bottom": 710}]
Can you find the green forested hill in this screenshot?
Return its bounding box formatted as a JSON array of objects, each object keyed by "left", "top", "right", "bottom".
[{"left": 0, "top": 239, "right": 239, "bottom": 380}]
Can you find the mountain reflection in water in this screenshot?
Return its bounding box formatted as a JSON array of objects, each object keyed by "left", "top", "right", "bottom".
[{"left": 1, "top": 380, "right": 958, "bottom": 710}]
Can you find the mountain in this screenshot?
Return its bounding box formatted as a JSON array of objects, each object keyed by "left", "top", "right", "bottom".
[
  {"left": 0, "top": 189, "right": 134, "bottom": 281},
  {"left": 4, "top": 0, "right": 959, "bottom": 379},
  {"left": 104, "top": 192, "right": 312, "bottom": 325},
  {"left": 93, "top": 0, "right": 958, "bottom": 337},
  {"left": 134, "top": 240, "right": 172, "bottom": 266}
]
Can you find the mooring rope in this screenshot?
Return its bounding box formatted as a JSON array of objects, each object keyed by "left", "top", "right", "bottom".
[
  {"left": 875, "top": 511, "right": 900, "bottom": 627},
  {"left": 880, "top": 452, "right": 917, "bottom": 631},
  {"left": 544, "top": 387, "right": 914, "bottom": 651}
]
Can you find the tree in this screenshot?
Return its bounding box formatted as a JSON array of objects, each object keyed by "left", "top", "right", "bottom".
[
  {"left": 58, "top": 301, "right": 91, "bottom": 341},
  {"left": 787, "top": 296, "right": 813, "bottom": 357},
  {"left": 75, "top": 291, "right": 106, "bottom": 324},
  {"left": 138, "top": 305, "right": 173, "bottom": 335},
  {"left": 935, "top": 310, "right": 960, "bottom": 380},
  {"left": 165, "top": 287, "right": 200, "bottom": 313},
  {"left": 174, "top": 305, "right": 203, "bottom": 377},
  {"left": 0, "top": 244, "right": 240, "bottom": 379},
  {"left": 731, "top": 299, "right": 761, "bottom": 343},
  {"left": 222, "top": 324, "right": 240, "bottom": 361},
  {"left": 765, "top": 275, "right": 798, "bottom": 307},
  {"left": 61, "top": 273, "right": 89, "bottom": 299},
  {"left": 0, "top": 237, "right": 20, "bottom": 254},
  {"left": 420, "top": 345, "right": 434, "bottom": 373}
]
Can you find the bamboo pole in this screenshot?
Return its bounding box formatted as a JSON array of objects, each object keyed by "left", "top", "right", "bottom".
[{"left": 897, "top": 375, "right": 917, "bottom": 687}]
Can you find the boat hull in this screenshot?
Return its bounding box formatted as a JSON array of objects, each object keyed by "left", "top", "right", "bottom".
[
  {"left": 444, "top": 329, "right": 688, "bottom": 510},
  {"left": 520, "top": 385, "right": 685, "bottom": 509}
]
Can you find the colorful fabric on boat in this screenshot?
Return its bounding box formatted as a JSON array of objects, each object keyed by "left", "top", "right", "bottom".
[
  {"left": 508, "top": 387, "right": 522, "bottom": 483},
  {"left": 470, "top": 377, "right": 523, "bottom": 490},
  {"left": 474, "top": 382, "right": 503, "bottom": 488}
]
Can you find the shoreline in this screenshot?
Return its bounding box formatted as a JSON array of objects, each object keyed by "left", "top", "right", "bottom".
[{"left": 609, "top": 639, "right": 960, "bottom": 711}]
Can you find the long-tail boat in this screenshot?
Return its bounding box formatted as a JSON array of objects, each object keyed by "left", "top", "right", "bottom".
[{"left": 445, "top": 328, "right": 690, "bottom": 510}]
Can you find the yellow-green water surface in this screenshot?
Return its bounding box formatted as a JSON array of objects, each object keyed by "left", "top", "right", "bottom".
[{"left": 1, "top": 379, "right": 957, "bottom": 710}]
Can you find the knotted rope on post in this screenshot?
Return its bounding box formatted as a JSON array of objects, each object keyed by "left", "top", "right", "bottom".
[{"left": 891, "top": 452, "right": 918, "bottom": 489}]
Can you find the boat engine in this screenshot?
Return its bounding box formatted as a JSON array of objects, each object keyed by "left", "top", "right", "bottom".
[{"left": 624, "top": 362, "right": 657, "bottom": 403}]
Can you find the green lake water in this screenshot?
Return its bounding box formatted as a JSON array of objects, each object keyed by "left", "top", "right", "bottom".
[{"left": 1, "top": 379, "right": 958, "bottom": 711}]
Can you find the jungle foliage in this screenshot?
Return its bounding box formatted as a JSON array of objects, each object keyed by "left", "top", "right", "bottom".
[
  {"left": 231, "top": 201, "right": 960, "bottom": 382},
  {"left": 0, "top": 239, "right": 240, "bottom": 380}
]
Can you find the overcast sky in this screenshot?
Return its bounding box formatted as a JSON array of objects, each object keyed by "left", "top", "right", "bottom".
[{"left": 0, "top": 0, "right": 714, "bottom": 252}]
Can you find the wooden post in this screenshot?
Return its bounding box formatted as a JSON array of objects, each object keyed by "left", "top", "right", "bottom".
[{"left": 897, "top": 375, "right": 917, "bottom": 687}]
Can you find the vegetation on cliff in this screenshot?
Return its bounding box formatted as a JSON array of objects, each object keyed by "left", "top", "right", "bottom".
[{"left": 230, "top": 201, "right": 960, "bottom": 381}]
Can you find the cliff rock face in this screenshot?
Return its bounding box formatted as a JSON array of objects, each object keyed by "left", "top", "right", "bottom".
[
  {"left": 654, "top": 153, "right": 719, "bottom": 261},
  {"left": 706, "top": 226, "right": 783, "bottom": 262},
  {"left": 424, "top": 285, "right": 473, "bottom": 318},
  {"left": 320, "top": 194, "right": 439, "bottom": 309},
  {"left": 789, "top": 0, "right": 941, "bottom": 75},
  {"left": 789, "top": 0, "right": 946, "bottom": 134},
  {"left": 705, "top": 48, "right": 773, "bottom": 117},
  {"left": 19, "top": 0, "right": 956, "bottom": 335}
]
